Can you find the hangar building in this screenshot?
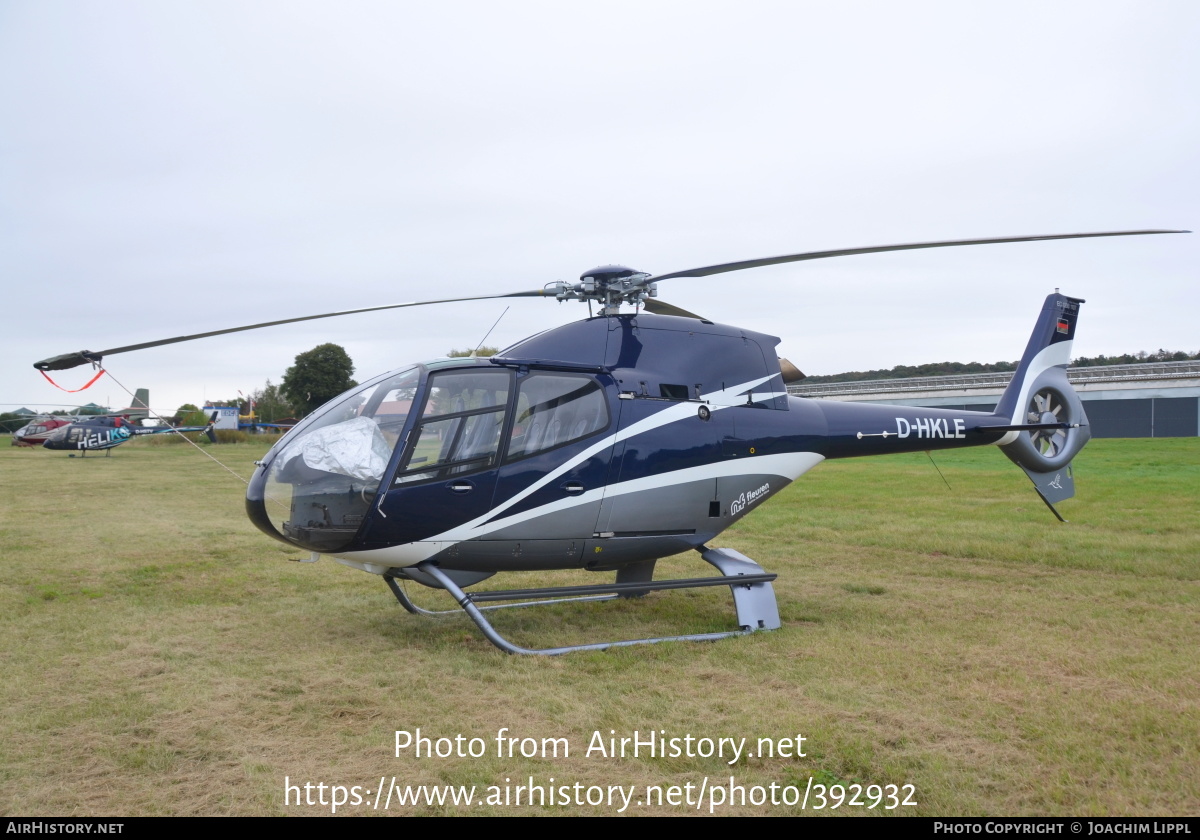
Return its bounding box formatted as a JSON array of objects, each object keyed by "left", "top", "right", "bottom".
[{"left": 787, "top": 360, "right": 1200, "bottom": 438}]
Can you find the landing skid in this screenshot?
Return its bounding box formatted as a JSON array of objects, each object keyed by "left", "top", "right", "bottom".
[{"left": 382, "top": 547, "right": 782, "bottom": 656}]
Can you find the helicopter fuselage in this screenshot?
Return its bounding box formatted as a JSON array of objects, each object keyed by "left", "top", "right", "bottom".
[
  {"left": 246, "top": 312, "right": 1014, "bottom": 585},
  {"left": 39, "top": 409, "right": 215, "bottom": 453},
  {"left": 11, "top": 416, "right": 72, "bottom": 446},
  {"left": 41, "top": 414, "right": 136, "bottom": 452}
]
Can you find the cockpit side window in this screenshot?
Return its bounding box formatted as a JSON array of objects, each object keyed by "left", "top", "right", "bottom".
[
  {"left": 505, "top": 374, "right": 609, "bottom": 461},
  {"left": 394, "top": 369, "right": 511, "bottom": 483}
]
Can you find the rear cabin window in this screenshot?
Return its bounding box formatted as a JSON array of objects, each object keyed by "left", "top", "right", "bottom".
[{"left": 506, "top": 374, "right": 608, "bottom": 460}]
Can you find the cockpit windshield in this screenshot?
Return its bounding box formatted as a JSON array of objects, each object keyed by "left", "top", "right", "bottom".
[
  {"left": 271, "top": 367, "right": 419, "bottom": 491},
  {"left": 251, "top": 366, "right": 421, "bottom": 551}
]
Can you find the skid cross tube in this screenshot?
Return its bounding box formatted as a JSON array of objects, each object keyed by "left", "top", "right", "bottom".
[{"left": 383, "top": 546, "right": 783, "bottom": 655}]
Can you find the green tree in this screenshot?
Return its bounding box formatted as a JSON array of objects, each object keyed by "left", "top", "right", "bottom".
[
  {"left": 280, "top": 343, "right": 358, "bottom": 417},
  {"left": 446, "top": 346, "right": 500, "bottom": 357},
  {"left": 0, "top": 412, "right": 29, "bottom": 433},
  {"left": 173, "top": 404, "right": 208, "bottom": 426},
  {"left": 252, "top": 379, "right": 293, "bottom": 423}
]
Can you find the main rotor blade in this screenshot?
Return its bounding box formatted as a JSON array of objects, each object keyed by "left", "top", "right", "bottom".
[
  {"left": 34, "top": 290, "right": 548, "bottom": 371},
  {"left": 647, "top": 230, "right": 1189, "bottom": 282},
  {"left": 641, "top": 298, "right": 706, "bottom": 319}
]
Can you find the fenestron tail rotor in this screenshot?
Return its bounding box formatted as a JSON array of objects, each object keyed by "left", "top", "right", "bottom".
[{"left": 1028, "top": 389, "right": 1069, "bottom": 457}]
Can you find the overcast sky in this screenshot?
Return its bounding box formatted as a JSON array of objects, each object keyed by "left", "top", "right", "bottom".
[{"left": 2, "top": 1, "right": 1195, "bottom": 417}]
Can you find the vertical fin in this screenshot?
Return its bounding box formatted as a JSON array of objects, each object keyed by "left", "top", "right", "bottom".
[{"left": 993, "top": 294, "right": 1091, "bottom": 515}]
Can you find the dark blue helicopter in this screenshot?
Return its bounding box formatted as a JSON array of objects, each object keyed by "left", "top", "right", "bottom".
[
  {"left": 29, "top": 389, "right": 218, "bottom": 455},
  {"left": 38, "top": 412, "right": 218, "bottom": 453},
  {"left": 39, "top": 411, "right": 217, "bottom": 454},
  {"left": 34, "top": 230, "right": 1186, "bottom": 653}
]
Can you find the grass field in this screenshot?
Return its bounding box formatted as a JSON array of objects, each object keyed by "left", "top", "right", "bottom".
[{"left": 0, "top": 436, "right": 1196, "bottom": 816}]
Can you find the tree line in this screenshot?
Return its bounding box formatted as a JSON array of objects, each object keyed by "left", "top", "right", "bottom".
[{"left": 791, "top": 349, "right": 1198, "bottom": 384}]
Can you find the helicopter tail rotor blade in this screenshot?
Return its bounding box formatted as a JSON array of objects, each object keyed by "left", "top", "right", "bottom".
[
  {"left": 33, "top": 290, "right": 550, "bottom": 371},
  {"left": 647, "top": 229, "right": 1189, "bottom": 282}
]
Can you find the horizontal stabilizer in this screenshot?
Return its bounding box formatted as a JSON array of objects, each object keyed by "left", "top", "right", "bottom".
[{"left": 979, "top": 422, "right": 1084, "bottom": 434}]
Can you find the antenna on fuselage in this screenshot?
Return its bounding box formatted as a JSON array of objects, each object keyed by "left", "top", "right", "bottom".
[{"left": 471, "top": 306, "right": 510, "bottom": 357}]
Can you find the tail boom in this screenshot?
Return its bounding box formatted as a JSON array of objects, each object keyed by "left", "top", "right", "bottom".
[{"left": 795, "top": 292, "right": 1092, "bottom": 517}]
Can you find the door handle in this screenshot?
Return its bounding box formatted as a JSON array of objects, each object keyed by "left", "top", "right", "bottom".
[
  {"left": 448, "top": 481, "right": 474, "bottom": 494},
  {"left": 560, "top": 481, "right": 585, "bottom": 495}
]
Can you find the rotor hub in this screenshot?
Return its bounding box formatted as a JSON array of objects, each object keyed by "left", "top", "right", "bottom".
[{"left": 551, "top": 264, "right": 657, "bottom": 313}]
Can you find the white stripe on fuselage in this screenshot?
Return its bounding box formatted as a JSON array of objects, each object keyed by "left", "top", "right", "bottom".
[
  {"left": 335, "top": 374, "right": 803, "bottom": 569},
  {"left": 454, "top": 374, "right": 783, "bottom": 531},
  {"left": 447, "top": 451, "right": 821, "bottom": 543},
  {"left": 994, "top": 339, "right": 1072, "bottom": 447},
  {"left": 338, "top": 451, "right": 823, "bottom": 569}
]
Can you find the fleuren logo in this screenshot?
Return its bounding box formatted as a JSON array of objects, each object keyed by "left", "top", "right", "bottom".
[
  {"left": 894, "top": 418, "right": 966, "bottom": 440},
  {"left": 730, "top": 482, "right": 770, "bottom": 516}
]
